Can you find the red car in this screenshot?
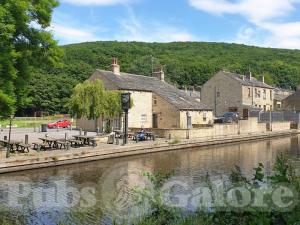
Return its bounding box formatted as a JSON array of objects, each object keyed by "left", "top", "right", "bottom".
[{"left": 47, "top": 119, "right": 71, "bottom": 129}]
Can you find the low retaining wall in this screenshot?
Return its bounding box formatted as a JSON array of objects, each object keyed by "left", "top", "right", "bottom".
[
  {"left": 268, "top": 122, "right": 291, "bottom": 132},
  {"left": 150, "top": 118, "right": 291, "bottom": 139}
]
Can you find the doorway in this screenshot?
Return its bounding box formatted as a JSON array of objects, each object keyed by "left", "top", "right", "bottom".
[{"left": 152, "top": 114, "right": 158, "bottom": 128}]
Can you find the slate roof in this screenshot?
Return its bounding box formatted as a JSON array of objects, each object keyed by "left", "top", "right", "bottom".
[
  {"left": 283, "top": 89, "right": 300, "bottom": 104},
  {"left": 274, "top": 94, "right": 288, "bottom": 101},
  {"left": 91, "top": 70, "right": 212, "bottom": 110},
  {"left": 220, "top": 71, "right": 274, "bottom": 89}
]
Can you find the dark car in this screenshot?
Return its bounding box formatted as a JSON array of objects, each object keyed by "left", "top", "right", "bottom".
[
  {"left": 214, "top": 112, "right": 239, "bottom": 123},
  {"left": 47, "top": 119, "right": 71, "bottom": 129}
]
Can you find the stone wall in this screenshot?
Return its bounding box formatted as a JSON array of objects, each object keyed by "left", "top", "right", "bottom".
[
  {"left": 201, "top": 71, "right": 242, "bottom": 116},
  {"left": 128, "top": 91, "right": 153, "bottom": 128},
  {"left": 179, "top": 110, "right": 214, "bottom": 129},
  {"left": 268, "top": 122, "right": 291, "bottom": 131},
  {"left": 242, "top": 86, "right": 273, "bottom": 111},
  {"left": 152, "top": 94, "right": 180, "bottom": 128},
  {"left": 152, "top": 117, "right": 290, "bottom": 139}
]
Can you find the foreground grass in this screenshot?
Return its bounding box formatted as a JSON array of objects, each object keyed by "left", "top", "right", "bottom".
[{"left": 0, "top": 117, "right": 74, "bottom": 128}]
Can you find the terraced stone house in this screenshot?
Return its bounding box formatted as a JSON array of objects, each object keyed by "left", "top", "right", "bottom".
[
  {"left": 201, "top": 70, "right": 275, "bottom": 117},
  {"left": 77, "top": 59, "right": 213, "bottom": 131}
]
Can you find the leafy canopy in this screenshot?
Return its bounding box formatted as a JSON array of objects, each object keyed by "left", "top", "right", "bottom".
[
  {"left": 0, "top": 0, "right": 63, "bottom": 117},
  {"left": 19, "top": 41, "right": 300, "bottom": 115},
  {"left": 69, "top": 80, "right": 123, "bottom": 120}
]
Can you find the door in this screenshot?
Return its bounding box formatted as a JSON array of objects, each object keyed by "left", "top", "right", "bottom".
[
  {"left": 187, "top": 115, "right": 192, "bottom": 129},
  {"left": 152, "top": 114, "right": 158, "bottom": 128},
  {"left": 243, "top": 108, "right": 249, "bottom": 119}
]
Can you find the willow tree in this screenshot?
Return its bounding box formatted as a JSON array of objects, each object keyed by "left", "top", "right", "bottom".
[
  {"left": 0, "top": 0, "right": 63, "bottom": 117},
  {"left": 105, "top": 91, "right": 122, "bottom": 131},
  {"left": 69, "top": 80, "right": 106, "bottom": 120}
]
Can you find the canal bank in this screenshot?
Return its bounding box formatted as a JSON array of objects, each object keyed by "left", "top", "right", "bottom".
[{"left": 0, "top": 130, "right": 299, "bottom": 174}]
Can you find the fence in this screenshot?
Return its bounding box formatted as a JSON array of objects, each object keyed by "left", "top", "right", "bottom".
[{"left": 250, "top": 111, "right": 300, "bottom": 124}]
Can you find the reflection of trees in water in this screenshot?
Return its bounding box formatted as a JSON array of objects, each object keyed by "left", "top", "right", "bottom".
[{"left": 0, "top": 135, "right": 299, "bottom": 224}]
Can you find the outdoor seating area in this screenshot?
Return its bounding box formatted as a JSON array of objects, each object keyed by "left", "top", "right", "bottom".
[
  {"left": 0, "top": 127, "right": 161, "bottom": 157},
  {"left": 112, "top": 129, "right": 157, "bottom": 144},
  {"left": 0, "top": 131, "right": 98, "bottom": 154}
]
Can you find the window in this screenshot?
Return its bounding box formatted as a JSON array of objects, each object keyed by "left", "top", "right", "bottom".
[
  {"left": 217, "top": 91, "right": 220, "bottom": 97},
  {"left": 153, "top": 97, "right": 157, "bottom": 105},
  {"left": 263, "top": 105, "right": 266, "bottom": 111},
  {"left": 263, "top": 89, "right": 266, "bottom": 100},
  {"left": 141, "top": 114, "right": 147, "bottom": 122},
  {"left": 248, "top": 88, "right": 251, "bottom": 98},
  {"left": 255, "top": 89, "right": 261, "bottom": 98},
  {"left": 203, "top": 112, "right": 207, "bottom": 122},
  {"left": 270, "top": 90, "right": 273, "bottom": 100}
]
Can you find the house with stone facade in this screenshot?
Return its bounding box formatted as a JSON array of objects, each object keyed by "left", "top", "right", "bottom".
[
  {"left": 273, "top": 87, "right": 295, "bottom": 111},
  {"left": 282, "top": 85, "right": 300, "bottom": 112},
  {"left": 201, "top": 70, "right": 275, "bottom": 117},
  {"left": 77, "top": 59, "right": 213, "bottom": 131}
]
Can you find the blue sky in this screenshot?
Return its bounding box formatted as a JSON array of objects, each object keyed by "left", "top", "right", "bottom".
[{"left": 50, "top": 0, "right": 300, "bottom": 49}]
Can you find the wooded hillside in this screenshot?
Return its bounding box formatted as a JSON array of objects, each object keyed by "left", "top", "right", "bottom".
[{"left": 21, "top": 41, "right": 300, "bottom": 115}]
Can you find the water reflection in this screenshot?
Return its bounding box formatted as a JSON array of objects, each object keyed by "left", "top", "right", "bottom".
[{"left": 0, "top": 135, "right": 299, "bottom": 224}]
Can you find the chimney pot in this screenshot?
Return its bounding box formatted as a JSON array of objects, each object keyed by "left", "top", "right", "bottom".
[
  {"left": 259, "top": 75, "right": 265, "bottom": 83},
  {"left": 110, "top": 57, "right": 120, "bottom": 75},
  {"left": 246, "top": 72, "right": 252, "bottom": 80},
  {"left": 153, "top": 66, "right": 165, "bottom": 81}
]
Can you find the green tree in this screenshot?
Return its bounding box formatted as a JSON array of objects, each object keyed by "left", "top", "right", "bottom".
[
  {"left": 105, "top": 91, "right": 122, "bottom": 131},
  {"left": 69, "top": 80, "right": 107, "bottom": 120},
  {"left": 0, "top": 0, "right": 63, "bottom": 117}
]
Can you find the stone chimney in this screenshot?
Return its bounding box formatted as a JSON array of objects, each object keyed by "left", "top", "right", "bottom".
[
  {"left": 259, "top": 75, "right": 265, "bottom": 83},
  {"left": 110, "top": 58, "right": 120, "bottom": 75},
  {"left": 246, "top": 71, "right": 252, "bottom": 80},
  {"left": 153, "top": 66, "right": 165, "bottom": 81}
]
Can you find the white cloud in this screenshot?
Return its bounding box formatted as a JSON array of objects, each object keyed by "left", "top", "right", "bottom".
[
  {"left": 61, "top": 0, "right": 134, "bottom": 6},
  {"left": 50, "top": 23, "right": 101, "bottom": 44},
  {"left": 189, "top": 0, "right": 300, "bottom": 49},
  {"left": 117, "top": 7, "right": 196, "bottom": 42},
  {"left": 50, "top": 5, "right": 196, "bottom": 44}
]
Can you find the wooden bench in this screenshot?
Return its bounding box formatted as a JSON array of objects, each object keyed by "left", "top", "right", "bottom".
[
  {"left": 89, "top": 139, "right": 97, "bottom": 147},
  {"left": 16, "top": 143, "right": 31, "bottom": 153},
  {"left": 68, "top": 139, "right": 83, "bottom": 148},
  {"left": 57, "top": 140, "right": 70, "bottom": 150},
  {"left": 32, "top": 142, "right": 48, "bottom": 151},
  {"left": 149, "top": 134, "right": 158, "bottom": 141}
]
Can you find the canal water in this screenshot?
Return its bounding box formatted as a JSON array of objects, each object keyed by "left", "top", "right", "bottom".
[{"left": 0, "top": 135, "right": 300, "bottom": 225}]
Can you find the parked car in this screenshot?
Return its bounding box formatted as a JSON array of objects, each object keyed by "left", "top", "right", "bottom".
[
  {"left": 214, "top": 112, "right": 240, "bottom": 123},
  {"left": 47, "top": 119, "right": 71, "bottom": 129}
]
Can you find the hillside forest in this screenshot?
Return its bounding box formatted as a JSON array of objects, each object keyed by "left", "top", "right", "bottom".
[{"left": 19, "top": 41, "right": 300, "bottom": 115}]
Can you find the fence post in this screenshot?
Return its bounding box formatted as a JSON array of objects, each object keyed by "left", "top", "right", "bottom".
[
  {"left": 25, "top": 135, "right": 28, "bottom": 144},
  {"left": 269, "top": 111, "right": 272, "bottom": 131}
]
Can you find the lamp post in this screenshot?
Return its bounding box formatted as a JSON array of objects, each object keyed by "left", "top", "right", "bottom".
[
  {"left": 121, "top": 93, "right": 131, "bottom": 145},
  {"left": 6, "top": 115, "right": 14, "bottom": 158}
]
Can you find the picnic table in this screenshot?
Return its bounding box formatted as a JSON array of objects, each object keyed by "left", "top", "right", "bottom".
[
  {"left": 0, "top": 140, "right": 22, "bottom": 152},
  {"left": 73, "top": 135, "right": 97, "bottom": 146},
  {"left": 39, "top": 137, "right": 60, "bottom": 149}
]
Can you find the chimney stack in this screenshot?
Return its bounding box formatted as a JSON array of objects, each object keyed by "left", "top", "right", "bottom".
[
  {"left": 110, "top": 58, "right": 120, "bottom": 75},
  {"left": 246, "top": 71, "right": 252, "bottom": 80},
  {"left": 153, "top": 66, "right": 165, "bottom": 81},
  {"left": 259, "top": 75, "right": 265, "bottom": 83}
]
